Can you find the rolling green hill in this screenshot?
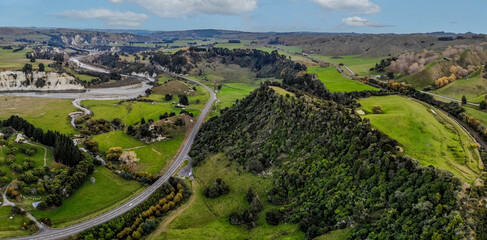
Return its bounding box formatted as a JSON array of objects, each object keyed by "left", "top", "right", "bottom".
[
  {"left": 433, "top": 67, "right": 487, "bottom": 103},
  {"left": 307, "top": 66, "right": 378, "bottom": 92},
  {"left": 359, "top": 95, "right": 481, "bottom": 183}
]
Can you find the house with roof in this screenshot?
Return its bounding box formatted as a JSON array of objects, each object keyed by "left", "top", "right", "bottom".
[{"left": 15, "top": 133, "right": 24, "bottom": 143}]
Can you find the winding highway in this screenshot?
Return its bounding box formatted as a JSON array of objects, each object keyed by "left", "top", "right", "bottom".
[{"left": 7, "top": 60, "right": 217, "bottom": 240}]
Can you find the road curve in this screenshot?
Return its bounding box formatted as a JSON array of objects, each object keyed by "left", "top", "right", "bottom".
[{"left": 8, "top": 67, "right": 216, "bottom": 240}]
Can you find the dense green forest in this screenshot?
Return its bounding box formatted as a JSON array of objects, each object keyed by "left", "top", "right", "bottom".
[{"left": 190, "top": 83, "right": 487, "bottom": 239}]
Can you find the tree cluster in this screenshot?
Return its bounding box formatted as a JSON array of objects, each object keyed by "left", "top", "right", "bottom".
[
  {"left": 206, "top": 48, "right": 306, "bottom": 79},
  {"left": 150, "top": 50, "right": 193, "bottom": 74},
  {"left": 26, "top": 47, "right": 65, "bottom": 61},
  {"left": 126, "top": 120, "right": 170, "bottom": 144},
  {"left": 78, "top": 177, "right": 190, "bottom": 240},
  {"left": 229, "top": 187, "right": 263, "bottom": 229},
  {"left": 82, "top": 118, "right": 113, "bottom": 135},
  {"left": 2, "top": 116, "right": 94, "bottom": 209},
  {"left": 3, "top": 115, "right": 83, "bottom": 167},
  {"left": 94, "top": 53, "right": 156, "bottom": 76},
  {"left": 203, "top": 178, "right": 230, "bottom": 198},
  {"left": 369, "top": 57, "right": 397, "bottom": 73}
]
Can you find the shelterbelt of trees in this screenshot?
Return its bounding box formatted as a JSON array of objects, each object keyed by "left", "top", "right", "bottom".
[
  {"left": 2, "top": 116, "right": 94, "bottom": 209},
  {"left": 189, "top": 82, "right": 487, "bottom": 239},
  {"left": 78, "top": 177, "right": 190, "bottom": 240}
]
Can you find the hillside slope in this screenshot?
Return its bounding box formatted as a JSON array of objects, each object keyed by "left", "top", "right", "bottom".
[
  {"left": 189, "top": 83, "right": 486, "bottom": 239},
  {"left": 398, "top": 47, "right": 487, "bottom": 89}
]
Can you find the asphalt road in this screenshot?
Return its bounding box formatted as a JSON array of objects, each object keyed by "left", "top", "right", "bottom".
[{"left": 8, "top": 66, "right": 216, "bottom": 240}]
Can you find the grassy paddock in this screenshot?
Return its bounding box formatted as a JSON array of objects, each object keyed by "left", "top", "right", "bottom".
[
  {"left": 464, "top": 106, "right": 487, "bottom": 128},
  {"left": 213, "top": 43, "right": 248, "bottom": 50},
  {"left": 156, "top": 154, "right": 304, "bottom": 240},
  {"left": 311, "top": 55, "right": 382, "bottom": 75},
  {"left": 92, "top": 131, "right": 143, "bottom": 152},
  {"left": 0, "top": 48, "right": 53, "bottom": 71},
  {"left": 315, "top": 228, "right": 352, "bottom": 240},
  {"left": 308, "top": 66, "right": 378, "bottom": 92},
  {"left": 433, "top": 67, "right": 487, "bottom": 103},
  {"left": 359, "top": 95, "right": 481, "bottom": 183},
  {"left": 92, "top": 130, "right": 185, "bottom": 175},
  {"left": 0, "top": 96, "right": 77, "bottom": 135},
  {"left": 269, "top": 86, "right": 295, "bottom": 97},
  {"left": 217, "top": 83, "right": 258, "bottom": 109},
  {"left": 83, "top": 84, "right": 209, "bottom": 125},
  {"left": 0, "top": 206, "right": 30, "bottom": 238},
  {"left": 133, "top": 135, "right": 185, "bottom": 174},
  {"left": 30, "top": 167, "right": 142, "bottom": 227},
  {"left": 82, "top": 100, "right": 175, "bottom": 126}
]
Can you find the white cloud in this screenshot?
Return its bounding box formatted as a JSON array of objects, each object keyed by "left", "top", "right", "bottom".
[
  {"left": 54, "top": 8, "right": 149, "bottom": 27},
  {"left": 311, "top": 0, "right": 380, "bottom": 15},
  {"left": 341, "top": 16, "right": 388, "bottom": 27},
  {"left": 110, "top": 0, "right": 257, "bottom": 18}
]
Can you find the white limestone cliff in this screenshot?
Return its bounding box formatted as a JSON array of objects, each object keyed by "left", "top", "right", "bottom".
[{"left": 0, "top": 71, "right": 84, "bottom": 91}]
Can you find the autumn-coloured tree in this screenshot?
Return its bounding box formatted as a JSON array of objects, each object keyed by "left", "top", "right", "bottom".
[{"left": 106, "top": 147, "right": 123, "bottom": 162}]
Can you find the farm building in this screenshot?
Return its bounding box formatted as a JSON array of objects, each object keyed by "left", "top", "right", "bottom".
[{"left": 15, "top": 133, "right": 24, "bottom": 143}]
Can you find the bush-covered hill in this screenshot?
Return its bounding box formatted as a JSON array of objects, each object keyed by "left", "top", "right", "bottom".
[{"left": 189, "top": 82, "right": 486, "bottom": 239}]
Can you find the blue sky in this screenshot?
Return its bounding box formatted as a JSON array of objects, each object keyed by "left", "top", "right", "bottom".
[{"left": 0, "top": 0, "right": 485, "bottom": 33}]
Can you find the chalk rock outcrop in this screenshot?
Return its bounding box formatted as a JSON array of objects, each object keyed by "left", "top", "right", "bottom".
[{"left": 0, "top": 71, "right": 84, "bottom": 91}]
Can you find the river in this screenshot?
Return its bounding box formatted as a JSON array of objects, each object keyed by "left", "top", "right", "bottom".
[{"left": 0, "top": 56, "right": 154, "bottom": 100}]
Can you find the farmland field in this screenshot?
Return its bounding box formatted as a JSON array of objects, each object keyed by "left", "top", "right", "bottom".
[
  {"left": 433, "top": 67, "right": 487, "bottom": 103},
  {"left": 0, "top": 206, "right": 30, "bottom": 238},
  {"left": 63, "top": 67, "right": 96, "bottom": 82},
  {"left": 157, "top": 73, "right": 174, "bottom": 84},
  {"left": 269, "top": 86, "right": 295, "bottom": 97},
  {"left": 92, "top": 130, "right": 143, "bottom": 152},
  {"left": 359, "top": 95, "right": 482, "bottom": 183},
  {"left": 217, "top": 83, "right": 258, "bottom": 109},
  {"left": 83, "top": 84, "right": 209, "bottom": 125},
  {"left": 93, "top": 130, "right": 185, "bottom": 175},
  {"left": 464, "top": 106, "right": 487, "bottom": 127},
  {"left": 308, "top": 66, "right": 378, "bottom": 92},
  {"left": 0, "top": 48, "right": 52, "bottom": 71},
  {"left": 0, "top": 96, "right": 77, "bottom": 135},
  {"left": 82, "top": 99, "right": 176, "bottom": 126},
  {"left": 154, "top": 154, "right": 305, "bottom": 240},
  {"left": 311, "top": 55, "right": 383, "bottom": 75},
  {"left": 213, "top": 43, "right": 247, "bottom": 50},
  {"left": 132, "top": 135, "right": 185, "bottom": 174},
  {"left": 30, "top": 167, "right": 142, "bottom": 227},
  {"left": 272, "top": 45, "right": 303, "bottom": 53}
]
